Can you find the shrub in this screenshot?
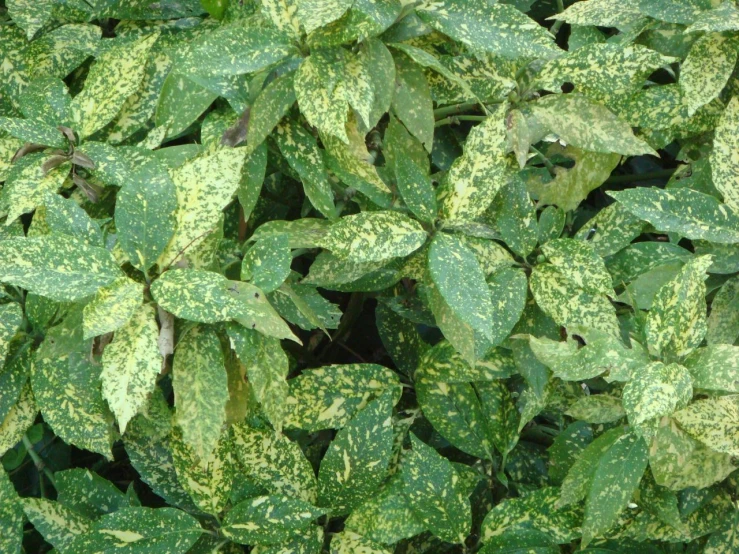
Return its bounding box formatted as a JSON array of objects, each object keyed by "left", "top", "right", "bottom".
[{"left": 1, "top": 0, "right": 739, "bottom": 552}]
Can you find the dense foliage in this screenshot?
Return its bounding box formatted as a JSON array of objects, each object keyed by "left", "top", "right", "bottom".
[{"left": 1, "top": 0, "right": 739, "bottom": 552}]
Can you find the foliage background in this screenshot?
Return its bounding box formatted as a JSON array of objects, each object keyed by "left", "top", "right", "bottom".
[{"left": 1, "top": 0, "right": 739, "bottom": 552}]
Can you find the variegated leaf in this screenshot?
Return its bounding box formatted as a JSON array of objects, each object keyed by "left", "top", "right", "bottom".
[
  {"left": 674, "top": 395, "right": 739, "bottom": 457},
  {"left": 680, "top": 34, "right": 738, "bottom": 116},
  {"left": 22, "top": 498, "right": 91, "bottom": 552},
  {"left": 541, "top": 238, "right": 612, "bottom": 295},
  {"left": 82, "top": 276, "right": 143, "bottom": 339},
  {"left": 0, "top": 153, "right": 70, "bottom": 224},
  {"left": 0, "top": 466, "right": 22, "bottom": 554},
  {"left": 330, "top": 530, "right": 392, "bottom": 554},
  {"left": 711, "top": 95, "right": 739, "bottom": 211},
  {"left": 0, "top": 380, "right": 37, "bottom": 457}
]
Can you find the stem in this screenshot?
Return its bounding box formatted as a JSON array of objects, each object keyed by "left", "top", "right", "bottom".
[
  {"left": 605, "top": 168, "right": 676, "bottom": 184},
  {"left": 529, "top": 145, "right": 557, "bottom": 177},
  {"left": 551, "top": 0, "right": 565, "bottom": 35},
  {"left": 433, "top": 102, "right": 480, "bottom": 119},
  {"left": 434, "top": 115, "right": 488, "bottom": 127},
  {"left": 22, "top": 435, "right": 56, "bottom": 490}
]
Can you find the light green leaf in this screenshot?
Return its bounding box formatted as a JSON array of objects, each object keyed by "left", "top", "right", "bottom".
[
  {"left": 581, "top": 432, "right": 649, "bottom": 548},
  {"left": 542, "top": 238, "right": 612, "bottom": 295},
  {"left": 681, "top": 34, "right": 738, "bottom": 116},
  {"left": 101, "top": 304, "right": 162, "bottom": 434},
  {"left": 683, "top": 345, "right": 739, "bottom": 392},
  {"left": 687, "top": 1, "right": 739, "bottom": 33},
  {"left": 566, "top": 395, "right": 625, "bottom": 424},
  {"left": 416, "top": 340, "right": 516, "bottom": 383},
  {"left": 284, "top": 363, "right": 400, "bottom": 431},
  {"left": 550, "top": 0, "right": 642, "bottom": 27},
  {"left": 269, "top": 279, "right": 342, "bottom": 331},
  {"left": 573, "top": 203, "right": 645, "bottom": 257},
  {"left": 231, "top": 421, "right": 318, "bottom": 503},
  {"left": 711, "top": 96, "right": 739, "bottom": 211},
  {"left": 392, "top": 53, "right": 434, "bottom": 152},
  {"left": 251, "top": 526, "right": 324, "bottom": 554},
  {"left": 65, "top": 506, "right": 202, "bottom": 553},
  {"left": 531, "top": 94, "right": 657, "bottom": 157},
  {"left": 227, "top": 325, "right": 289, "bottom": 430},
  {"left": 171, "top": 426, "right": 234, "bottom": 515},
  {"left": 324, "top": 211, "right": 426, "bottom": 264},
  {"left": 116, "top": 158, "right": 178, "bottom": 272},
  {"left": 0, "top": 381, "right": 37, "bottom": 457},
  {"left": 417, "top": 0, "right": 559, "bottom": 59},
  {"left": 275, "top": 119, "right": 335, "bottom": 219},
  {"left": 297, "top": 0, "right": 351, "bottom": 33},
  {"left": 490, "top": 176, "right": 537, "bottom": 258},
  {"left": 71, "top": 33, "right": 159, "bottom": 138},
  {"left": 318, "top": 390, "right": 394, "bottom": 514},
  {"left": 438, "top": 104, "right": 509, "bottom": 222},
  {"left": 222, "top": 495, "right": 324, "bottom": 545},
  {"left": 248, "top": 72, "right": 297, "bottom": 151},
  {"left": 481, "top": 487, "right": 582, "bottom": 544},
  {"left": 261, "top": 0, "right": 302, "bottom": 38},
  {"left": 530, "top": 264, "right": 619, "bottom": 337},
  {"left": 707, "top": 275, "right": 739, "bottom": 345},
  {"left": 401, "top": 434, "right": 471, "bottom": 544},
  {"left": 0, "top": 467, "right": 22, "bottom": 554},
  {"left": 428, "top": 233, "right": 494, "bottom": 340},
  {"left": 172, "top": 326, "right": 228, "bottom": 461},
  {"left": 82, "top": 276, "right": 143, "bottom": 340},
  {"left": 22, "top": 498, "right": 91, "bottom": 552},
  {"left": 0, "top": 303, "right": 23, "bottom": 369},
  {"left": 0, "top": 117, "right": 66, "bottom": 148},
  {"left": 608, "top": 187, "right": 739, "bottom": 244},
  {"left": 42, "top": 193, "right": 103, "bottom": 247},
  {"left": 645, "top": 255, "right": 712, "bottom": 358},
  {"left": 1, "top": 153, "right": 70, "bottom": 224},
  {"left": 330, "top": 530, "right": 392, "bottom": 554},
  {"left": 375, "top": 303, "right": 429, "bottom": 377},
  {"left": 242, "top": 233, "right": 291, "bottom": 293},
  {"left": 55, "top": 468, "right": 129, "bottom": 519},
  {"left": 674, "top": 394, "right": 739, "bottom": 457},
  {"left": 155, "top": 72, "right": 218, "bottom": 138},
  {"left": 6, "top": 0, "right": 54, "bottom": 39},
  {"left": 704, "top": 508, "right": 739, "bottom": 553}
]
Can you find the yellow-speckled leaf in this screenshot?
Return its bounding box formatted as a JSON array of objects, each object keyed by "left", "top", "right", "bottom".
[
  {"left": 22, "top": 498, "right": 91, "bottom": 552},
  {"left": 531, "top": 94, "right": 657, "bottom": 157},
  {"left": 681, "top": 34, "right": 738, "bottom": 116},
  {"left": 0, "top": 153, "right": 70, "bottom": 224},
  {"left": 687, "top": 1, "right": 739, "bottom": 33},
  {"left": 438, "top": 104, "right": 509, "bottom": 222},
  {"left": 171, "top": 426, "right": 234, "bottom": 515},
  {"left": 530, "top": 263, "right": 619, "bottom": 337},
  {"left": 684, "top": 345, "right": 739, "bottom": 393},
  {"left": 295, "top": 49, "right": 349, "bottom": 143},
  {"left": 0, "top": 133, "right": 22, "bottom": 183},
  {"left": 101, "top": 304, "right": 162, "bottom": 434},
  {"left": 707, "top": 275, "right": 739, "bottom": 345},
  {"left": 158, "top": 148, "right": 246, "bottom": 268},
  {"left": 173, "top": 326, "right": 228, "bottom": 461},
  {"left": 262, "top": 0, "right": 302, "bottom": 38},
  {"left": 232, "top": 421, "right": 318, "bottom": 503},
  {"left": 330, "top": 530, "right": 392, "bottom": 554},
  {"left": 572, "top": 203, "right": 645, "bottom": 257},
  {"left": 416, "top": 340, "right": 516, "bottom": 383},
  {"left": 549, "top": 0, "right": 643, "bottom": 28},
  {"left": 251, "top": 526, "right": 324, "bottom": 554},
  {"left": 323, "top": 211, "right": 427, "bottom": 264},
  {"left": 711, "top": 96, "right": 739, "bottom": 211},
  {"left": 297, "top": 0, "right": 351, "bottom": 33},
  {"left": 542, "top": 238, "right": 612, "bottom": 295},
  {"left": 0, "top": 380, "right": 36, "bottom": 457},
  {"left": 0, "top": 234, "right": 121, "bottom": 302},
  {"left": 82, "top": 276, "right": 143, "bottom": 339},
  {"left": 284, "top": 363, "right": 400, "bottom": 432},
  {"left": 704, "top": 508, "right": 739, "bottom": 553},
  {"left": 71, "top": 33, "right": 159, "bottom": 138},
  {"left": 674, "top": 394, "right": 739, "bottom": 457},
  {"left": 0, "top": 466, "right": 22, "bottom": 554},
  {"left": 249, "top": 72, "right": 297, "bottom": 151},
  {"left": 0, "top": 303, "right": 23, "bottom": 370},
  {"left": 645, "top": 255, "right": 712, "bottom": 359}
]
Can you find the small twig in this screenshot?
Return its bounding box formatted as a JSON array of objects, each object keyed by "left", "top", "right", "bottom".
[
  {"left": 22, "top": 435, "right": 57, "bottom": 490},
  {"left": 551, "top": 0, "right": 566, "bottom": 35},
  {"left": 529, "top": 145, "right": 557, "bottom": 177},
  {"left": 434, "top": 115, "right": 488, "bottom": 127},
  {"left": 604, "top": 168, "right": 676, "bottom": 184},
  {"left": 433, "top": 102, "right": 480, "bottom": 119}
]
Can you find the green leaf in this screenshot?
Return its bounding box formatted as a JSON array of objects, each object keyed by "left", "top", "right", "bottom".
[
  {"left": 0, "top": 153, "right": 70, "bottom": 224},
  {"left": 330, "top": 530, "right": 392, "bottom": 554},
  {"left": 201, "top": 0, "right": 229, "bottom": 19},
  {"left": 392, "top": 53, "right": 434, "bottom": 152},
  {"left": 171, "top": 426, "right": 234, "bottom": 515},
  {"left": 566, "top": 395, "right": 626, "bottom": 424},
  {"left": 55, "top": 468, "right": 129, "bottom": 519},
  {"left": 0, "top": 381, "right": 37, "bottom": 457},
  {"left": 687, "top": 1, "right": 739, "bottom": 33},
  {"left": 275, "top": 119, "right": 336, "bottom": 219},
  {"left": 324, "top": 211, "right": 427, "bottom": 264},
  {"left": 490, "top": 176, "right": 537, "bottom": 258},
  {"left": 284, "top": 363, "right": 400, "bottom": 431},
  {"left": 438, "top": 104, "right": 509, "bottom": 222},
  {"left": 116, "top": 158, "right": 177, "bottom": 272},
  {"left": 402, "top": 434, "right": 471, "bottom": 544},
  {"left": 0, "top": 303, "right": 23, "bottom": 370},
  {"left": 680, "top": 34, "right": 738, "bottom": 116},
  {"left": 645, "top": 255, "right": 712, "bottom": 358},
  {"left": 608, "top": 187, "right": 739, "bottom": 244},
  {"left": 0, "top": 117, "right": 66, "bottom": 148},
  {"left": 711, "top": 96, "right": 739, "bottom": 211},
  {"left": 248, "top": 72, "right": 297, "bottom": 150},
  {"left": 572, "top": 203, "right": 645, "bottom": 257},
  {"left": 172, "top": 326, "right": 228, "bottom": 461},
  {"left": 318, "top": 390, "right": 394, "bottom": 514},
  {"left": 428, "top": 233, "right": 494, "bottom": 339},
  {"left": 581, "top": 432, "right": 649, "bottom": 548},
  {"left": 707, "top": 274, "right": 739, "bottom": 345},
  {"left": 530, "top": 264, "right": 619, "bottom": 337},
  {"left": 344, "top": 476, "right": 425, "bottom": 544},
  {"left": 155, "top": 72, "right": 218, "bottom": 138},
  {"left": 231, "top": 421, "right": 318, "bottom": 503},
  {"left": 65, "top": 506, "right": 202, "bottom": 553},
  {"left": 375, "top": 303, "right": 429, "bottom": 377},
  {"left": 622, "top": 362, "right": 693, "bottom": 440},
  {"left": 416, "top": 339, "right": 516, "bottom": 383},
  {"left": 42, "top": 193, "right": 103, "bottom": 247},
  {"left": 242, "top": 233, "right": 291, "bottom": 293},
  {"left": 548, "top": 422, "right": 594, "bottom": 485},
  {"left": 251, "top": 526, "right": 324, "bottom": 554},
  {"left": 542, "top": 238, "right": 612, "bottom": 295},
  {"left": 71, "top": 33, "right": 159, "bottom": 138},
  {"left": 531, "top": 94, "right": 656, "bottom": 157},
  {"left": 481, "top": 487, "right": 582, "bottom": 544},
  {"left": 297, "top": 0, "right": 352, "bottom": 33},
  {"left": 22, "top": 498, "right": 91, "bottom": 552},
  {"left": 82, "top": 276, "right": 144, "bottom": 340},
  {"left": 6, "top": 0, "right": 54, "bottom": 39},
  {"left": 100, "top": 303, "right": 161, "bottom": 434},
  {"left": 683, "top": 345, "right": 739, "bottom": 392},
  {"left": 417, "top": 0, "right": 559, "bottom": 59},
  {"left": 222, "top": 495, "right": 324, "bottom": 545},
  {"left": 704, "top": 508, "right": 739, "bottom": 553},
  {"left": 673, "top": 395, "right": 739, "bottom": 457},
  {"left": 32, "top": 348, "right": 115, "bottom": 459},
  {"left": 0, "top": 467, "right": 23, "bottom": 554},
  {"left": 227, "top": 325, "right": 289, "bottom": 430},
  {"left": 179, "top": 23, "right": 294, "bottom": 77}
]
